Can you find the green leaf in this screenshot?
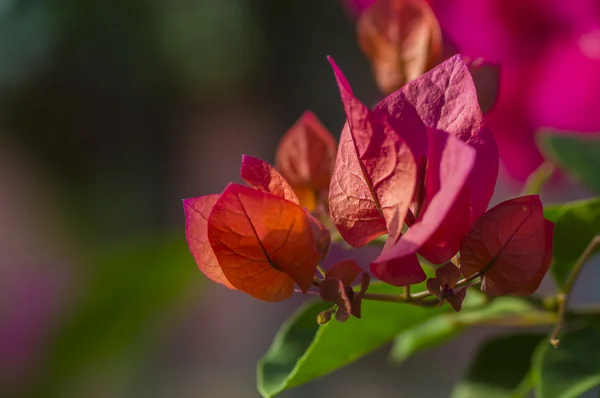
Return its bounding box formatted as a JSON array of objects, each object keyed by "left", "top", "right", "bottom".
[
  {"left": 452, "top": 333, "right": 545, "bottom": 398},
  {"left": 390, "top": 296, "right": 547, "bottom": 365},
  {"left": 539, "top": 131, "right": 600, "bottom": 194},
  {"left": 544, "top": 198, "right": 600, "bottom": 288},
  {"left": 533, "top": 327, "right": 600, "bottom": 398},
  {"left": 257, "top": 283, "right": 445, "bottom": 397},
  {"left": 390, "top": 313, "right": 465, "bottom": 365},
  {"left": 29, "top": 233, "right": 197, "bottom": 397}
]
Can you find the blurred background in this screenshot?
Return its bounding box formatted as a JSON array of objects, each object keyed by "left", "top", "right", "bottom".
[{"left": 0, "top": 0, "right": 598, "bottom": 397}]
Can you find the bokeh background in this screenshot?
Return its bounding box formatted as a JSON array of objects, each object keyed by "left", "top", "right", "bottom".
[{"left": 1, "top": 1, "right": 598, "bottom": 397}]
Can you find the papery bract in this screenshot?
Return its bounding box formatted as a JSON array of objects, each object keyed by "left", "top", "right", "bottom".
[
  {"left": 275, "top": 111, "right": 337, "bottom": 210},
  {"left": 512, "top": 219, "right": 554, "bottom": 296},
  {"left": 412, "top": 129, "right": 474, "bottom": 263},
  {"left": 207, "top": 183, "right": 321, "bottom": 302},
  {"left": 459, "top": 195, "right": 553, "bottom": 296},
  {"left": 183, "top": 195, "right": 236, "bottom": 289},
  {"left": 371, "top": 129, "right": 475, "bottom": 285},
  {"left": 357, "top": 0, "right": 443, "bottom": 94},
  {"left": 240, "top": 155, "right": 331, "bottom": 257},
  {"left": 376, "top": 54, "right": 498, "bottom": 225},
  {"left": 329, "top": 57, "right": 417, "bottom": 247},
  {"left": 240, "top": 155, "right": 299, "bottom": 204},
  {"left": 328, "top": 55, "right": 489, "bottom": 286}
]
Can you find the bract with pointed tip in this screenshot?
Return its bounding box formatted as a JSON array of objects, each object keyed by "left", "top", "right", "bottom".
[
  {"left": 207, "top": 183, "right": 322, "bottom": 302},
  {"left": 329, "top": 57, "right": 417, "bottom": 248},
  {"left": 376, "top": 54, "right": 498, "bottom": 225},
  {"left": 276, "top": 111, "right": 337, "bottom": 210},
  {"left": 240, "top": 155, "right": 299, "bottom": 204}
]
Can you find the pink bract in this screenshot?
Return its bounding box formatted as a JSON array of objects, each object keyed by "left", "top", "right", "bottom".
[
  {"left": 428, "top": 0, "right": 600, "bottom": 179},
  {"left": 328, "top": 55, "right": 497, "bottom": 286}
]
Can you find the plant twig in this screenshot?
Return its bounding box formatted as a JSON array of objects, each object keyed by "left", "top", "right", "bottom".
[
  {"left": 521, "top": 161, "right": 556, "bottom": 195},
  {"left": 316, "top": 265, "right": 327, "bottom": 278},
  {"left": 549, "top": 235, "right": 600, "bottom": 347},
  {"left": 361, "top": 292, "right": 439, "bottom": 307}
]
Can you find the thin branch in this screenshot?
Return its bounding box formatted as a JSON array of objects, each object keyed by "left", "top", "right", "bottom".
[
  {"left": 549, "top": 235, "right": 600, "bottom": 347},
  {"left": 361, "top": 292, "right": 439, "bottom": 307},
  {"left": 521, "top": 161, "right": 556, "bottom": 195},
  {"left": 316, "top": 265, "right": 327, "bottom": 278}
]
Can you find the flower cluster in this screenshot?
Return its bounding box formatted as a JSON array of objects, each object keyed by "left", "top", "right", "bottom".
[{"left": 184, "top": 54, "right": 554, "bottom": 319}]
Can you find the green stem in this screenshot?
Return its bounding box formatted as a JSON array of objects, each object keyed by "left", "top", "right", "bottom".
[
  {"left": 549, "top": 235, "right": 600, "bottom": 347},
  {"left": 522, "top": 161, "right": 556, "bottom": 195},
  {"left": 360, "top": 270, "right": 484, "bottom": 304},
  {"left": 316, "top": 264, "right": 326, "bottom": 278},
  {"left": 362, "top": 292, "right": 439, "bottom": 307}
]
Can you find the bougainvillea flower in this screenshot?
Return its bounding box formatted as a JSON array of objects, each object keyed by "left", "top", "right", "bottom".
[
  {"left": 184, "top": 156, "right": 327, "bottom": 302},
  {"left": 319, "top": 260, "right": 370, "bottom": 322},
  {"left": 357, "top": 0, "right": 443, "bottom": 94},
  {"left": 275, "top": 111, "right": 337, "bottom": 211},
  {"left": 426, "top": 262, "right": 467, "bottom": 311},
  {"left": 428, "top": 0, "right": 600, "bottom": 179},
  {"left": 242, "top": 154, "right": 332, "bottom": 257},
  {"left": 376, "top": 55, "right": 498, "bottom": 224},
  {"left": 459, "top": 195, "right": 554, "bottom": 296},
  {"left": 328, "top": 54, "right": 497, "bottom": 286}
]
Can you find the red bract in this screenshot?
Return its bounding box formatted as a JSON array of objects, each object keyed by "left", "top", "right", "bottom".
[
  {"left": 184, "top": 157, "right": 327, "bottom": 302},
  {"left": 426, "top": 262, "right": 467, "bottom": 311},
  {"left": 459, "top": 195, "right": 554, "bottom": 296},
  {"left": 329, "top": 54, "right": 495, "bottom": 287},
  {"left": 329, "top": 57, "right": 417, "bottom": 248},
  {"left": 275, "top": 111, "right": 337, "bottom": 211},
  {"left": 371, "top": 128, "right": 475, "bottom": 285},
  {"left": 357, "top": 0, "right": 443, "bottom": 94},
  {"left": 376, "top": 54, "right": 498, "bottom": 225}
]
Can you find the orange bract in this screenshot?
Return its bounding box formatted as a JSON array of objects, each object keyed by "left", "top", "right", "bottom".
[
  {"left": 207, "top": 183, "right": 322, "bottom": 302},
  {"left": 357, "top": 0, "right": 442, "bottom": 94}
]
